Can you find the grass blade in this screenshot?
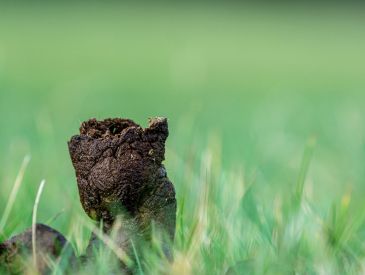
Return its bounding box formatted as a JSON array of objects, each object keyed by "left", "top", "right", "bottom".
[
  {"left": 295, "top": 137, "right": 316, "bottom": 203},
  {"left": 32, "top": 179, "right": 46, "bottom": 268},
  {"left": 0, "top": 155, "right": 31, "bottom": 233},
  {"left": 131, "top": 239, "right": 144, "bottom": 275}
]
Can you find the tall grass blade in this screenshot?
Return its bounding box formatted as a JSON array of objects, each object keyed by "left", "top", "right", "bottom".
[
  {"left": 131, "top": 239, "right": 144, "bottom": 275},
  {"left": 32, "top": 179, "right": 46, "bottom": 268},
  {"left": 295, "top": 137, "right": 316, "bottom": 204},
  {"left": 0, "top": 155, "right": 31, "bottom": 233}
]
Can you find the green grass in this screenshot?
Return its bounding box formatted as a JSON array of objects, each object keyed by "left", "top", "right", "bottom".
[{"left": 1, "top": 2, "right": 365, "bottom": 274}]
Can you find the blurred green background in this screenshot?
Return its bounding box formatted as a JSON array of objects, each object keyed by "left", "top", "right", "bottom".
[{"left": 1, "top": 2, "right": 365, "bottom": 271}]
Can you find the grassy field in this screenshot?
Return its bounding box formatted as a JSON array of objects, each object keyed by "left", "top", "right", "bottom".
[{"left": 1, "top": 2, "right": 365, "bottom": 274}]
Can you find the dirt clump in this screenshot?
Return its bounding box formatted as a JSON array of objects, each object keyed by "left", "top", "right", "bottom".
[
  {"left": 0, "top": 224, "right": 75, "bottom": 274},
  {"left": 68, "top": 117, "right": 176, "bottom": 240}
]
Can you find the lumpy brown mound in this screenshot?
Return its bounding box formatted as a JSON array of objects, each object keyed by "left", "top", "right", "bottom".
[{"left": 68, "top": 117, "right": 176, "bottom": 238}]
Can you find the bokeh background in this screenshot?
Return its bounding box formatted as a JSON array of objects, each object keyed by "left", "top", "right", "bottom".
[{"left": 1, "top": 2, "right": 365, "bottom": 273}]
